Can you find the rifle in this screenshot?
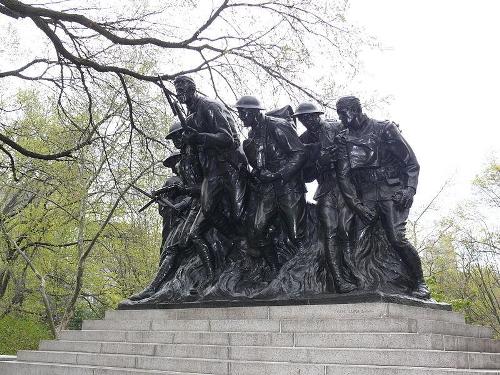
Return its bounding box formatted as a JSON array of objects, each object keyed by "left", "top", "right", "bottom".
[
  {"left": 157, "top": 75, "right": 259, "bottom": 186},
  {"left": 157, "top": 75, "right": 187, "bottom": 129},
  {"left": 131, "top": 184, "right": 178, "bottom": 213}
]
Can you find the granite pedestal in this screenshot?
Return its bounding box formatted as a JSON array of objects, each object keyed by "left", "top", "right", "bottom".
[{"left": 1, "top": 293, "right": 498, "bottom": 374}]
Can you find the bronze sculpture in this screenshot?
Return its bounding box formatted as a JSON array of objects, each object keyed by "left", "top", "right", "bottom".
[
  {"left": 120, "top": 77, "right": 432, "bottom": 307},
  {"left": 237, "top": 96, "right": 307, "bottom": 274},
  {"left": 294, "top": 102, "right": 357, "bottom": 293},
  {"left": 173, "top": 76, "right": 247, "bottom": 285},
  {"left": 335, "top": 96, "right": 430, "bottom": 299}
]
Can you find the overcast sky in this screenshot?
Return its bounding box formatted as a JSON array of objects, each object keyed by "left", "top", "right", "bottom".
[{"left": 342, "top": 0, "right": 499, "bottom": 216}]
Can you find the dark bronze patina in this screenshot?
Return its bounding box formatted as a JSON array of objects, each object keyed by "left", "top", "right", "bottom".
[{"left": 120, "top": 78, "right": 432, "bottom": 308}]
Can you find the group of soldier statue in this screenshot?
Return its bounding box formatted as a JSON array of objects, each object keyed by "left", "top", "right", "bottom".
[{"left": 121, "top": 75, "right": 431, "bottom": 306}]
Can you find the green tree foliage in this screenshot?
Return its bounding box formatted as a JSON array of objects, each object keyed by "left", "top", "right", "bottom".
[
  {"left": 413, "top": 160, "right": 500, "bottom": 337},
  {"left": 0, "top": 89, "right": 166, "bottom": 345}
]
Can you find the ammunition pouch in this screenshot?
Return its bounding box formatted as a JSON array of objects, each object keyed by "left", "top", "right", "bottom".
[{"left": 351, "top": 166, "right": 400, "bottom": 185}]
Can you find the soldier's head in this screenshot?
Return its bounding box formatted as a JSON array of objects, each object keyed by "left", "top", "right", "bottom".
[
  {"left": 163, "top": 175, "right": 183, "bottom": 197},
  {"left": 336, "top": 96, "right": 363, "bottom": 129},
  {"left": 235, "top": 96, "right": 265, "bottom": 128},
  {"left": 173, "top": 75, "right": 196, "bottom": 104},
  {"left": 165, "top": 120, "right": 184, "bottom": 149},
  {"left": 292, "top": 102, "right": 324, "bottom": 132}
]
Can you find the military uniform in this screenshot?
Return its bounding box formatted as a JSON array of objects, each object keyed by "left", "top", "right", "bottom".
[
  {"left": 179, "top": 95, "right": 248, "bottom": 283},
  {"left": 300, "top": 119, "right": 359, "bottom": 292},
  {"left": 243, "top": 115, "right": 307, "bottom": 270},
  {"left": 337, "top": 115, "right": 425, "bottom": 292},
  {"left": 164, "top": 147, "right": 203, "bottom": 253},
  {"left": 158, "top": 176, "right": 190, "bottom": 260},
  {"left": 129, "top": 172, "right": 191, "bottom": 301},
  {"left": 185, "top": 96, "right": 247, "bottom": 225}
]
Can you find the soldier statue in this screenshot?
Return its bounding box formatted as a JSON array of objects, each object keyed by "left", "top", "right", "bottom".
[
  {"left": 335, "top": 96, "right": 430, "bottom": 299},
  {"left": 173, "top": 76, "right": 247, "bottom": 283},
  {"left": 236, "top": 96, "right": 307, "bottom": 274},
  {"left": 293, "top": 102, "right": 357, "bottom": 293},
  {"left": 129, "top": 122, "right": 193, "bottom": 300}
]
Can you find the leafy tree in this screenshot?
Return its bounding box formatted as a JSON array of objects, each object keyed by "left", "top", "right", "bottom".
[
  {"left": 0, "top": 89, "right": 164, "bottom": 337},
  {"left": 410, "top": 160, "right": 500, "bottom": 337}
]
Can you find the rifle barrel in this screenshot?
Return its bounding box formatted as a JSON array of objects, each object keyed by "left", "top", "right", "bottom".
[
  {"left": 138, "top": 198, "right": 156, "bottom": 213},
  {"left": 131, "top": 184, "right": 153, "bottom": 199}
]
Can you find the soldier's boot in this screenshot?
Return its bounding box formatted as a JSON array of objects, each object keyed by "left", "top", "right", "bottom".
[
  {"left": 410, "top": 263, "right": 430, "bottom": 299},
  {"left": 412, "top": 281, "right": 431, "bottom": 300},
  {"left": 192, "top": 238, "right": 216, "bottom": 285},
  {"left": 129, "top": 255, "right": 176, "bottom": 301},
  {"left": 325, "top": 238, "right": 357, "bottom": 294},
  {"left": 160, "top": 243, "right": 178, "bottom": 266},
  {"left": 398, "top": 243, "right": 431, "bottom": 300}
]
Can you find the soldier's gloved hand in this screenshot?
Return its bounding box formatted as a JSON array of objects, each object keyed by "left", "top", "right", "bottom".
[
  {"left": 356, "top": 204, "right": 376, "bottom": 225},
  {"left": 392, "top": 187, "right": 415, "bottom": 209},
  {"left": 182, "top": 127, "right": 205, "bottom": 145},
  {"left": 258, "top": 169, "right": 281, "bottom": 182}
]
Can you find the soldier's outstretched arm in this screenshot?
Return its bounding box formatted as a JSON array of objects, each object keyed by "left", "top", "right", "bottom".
[
  {"left": 279, "top": 150, "right": 307, "bottom": 182},
  {"left": 335, "top": 154, "right": 362, "bottom": 211},
  {"left": 173, "top": 197, "right": 192, "bottom": 212}
]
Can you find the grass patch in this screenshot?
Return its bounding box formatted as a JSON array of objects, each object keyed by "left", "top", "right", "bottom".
[{"left": 0, "top": 315, "right": 53, "bottom": 355}]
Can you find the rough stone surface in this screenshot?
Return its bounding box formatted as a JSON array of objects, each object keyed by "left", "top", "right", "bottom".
[{"left": 1, "top": 302, "right": 499, "bottom": 375}]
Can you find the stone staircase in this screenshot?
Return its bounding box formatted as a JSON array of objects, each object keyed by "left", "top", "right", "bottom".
[{"left": 0, "top": 302, "right": 499, "bottom": 374}]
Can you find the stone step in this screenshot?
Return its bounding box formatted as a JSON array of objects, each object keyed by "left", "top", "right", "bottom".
[
  {"left": 17, "top": 351, "right": 228, "bottom": 374},
  {"left": 0, "top": 361, "right": 210, "bottom": 375},
  {"left": 81, "top": 317, "right": 492, "bottom": 338},
  {"left": 228, "top": 346, "right": 500, "bottom": 369},
  {"left": 0, "top": 355, "right": 16, "bottom": 361},
  {"left": 324, "top": 365, "right": 500, "bottom": 375},
  {"left": 303, "top": 332, "right": 500, "bottom": 352},
  {"left": 232, "top": 361, "right": 500, "bottom": 375},
  {"left": 2, "top": 360, "right": 500, "bottom": 375},
  {"left": 106, "top": 303, "right": 465, "bottom": 324},
  {"left": 48, "top": 332, "right": 500, "bottom": 352},
  {"left": 17, "top": 347, "right": 500, "bottom": 370}
]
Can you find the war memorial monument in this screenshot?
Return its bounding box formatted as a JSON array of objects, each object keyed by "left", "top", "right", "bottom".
[{"left": 0, "top": 75, "right": 498, "bottom": 373}]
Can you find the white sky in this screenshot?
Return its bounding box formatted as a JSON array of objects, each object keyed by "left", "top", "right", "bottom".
[{"left": 344, "top": 0, "right": 500, "bottom": 215}]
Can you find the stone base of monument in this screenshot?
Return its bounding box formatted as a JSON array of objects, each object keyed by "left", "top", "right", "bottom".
[{"left": 1, "top": 294, "right": 499, "bottom": 374}]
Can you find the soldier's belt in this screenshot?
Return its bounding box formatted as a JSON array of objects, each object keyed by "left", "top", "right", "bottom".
[{"left": 351, "top": 167, "right": 399, "bottom": 184}]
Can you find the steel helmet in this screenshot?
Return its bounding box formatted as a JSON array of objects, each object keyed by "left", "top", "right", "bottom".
[
  {"left": 165, "top": 120, "right": 183, "bottom": 140},
  {"left": 162, "top": 151, "right": 182, "bottom": 168},
  {"left": 292, "top": 102, "right": 324, "bottom": 117},
  {"left": 162, "top": 175, "right": 183, "bottom": 189},
  {"left": 234, "top": 96, "right": 265, "bottom": 110}
]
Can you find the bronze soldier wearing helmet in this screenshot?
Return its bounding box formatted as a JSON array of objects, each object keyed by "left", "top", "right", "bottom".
[
  {"left": 129, "top": 120, "right": 197, "bottom": 300},
  {"left": 236, "top": 96, "right": 307, "bottom": 274},
  {"left": 294, "top": 102, "right": 360, "bottom": 293}
]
